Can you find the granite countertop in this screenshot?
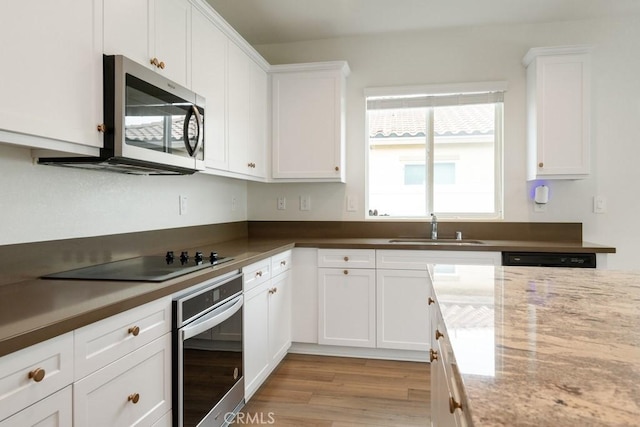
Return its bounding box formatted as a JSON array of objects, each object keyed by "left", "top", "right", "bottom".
[{"left": 431, "top": 265, "right": 640, "bottom": 426}]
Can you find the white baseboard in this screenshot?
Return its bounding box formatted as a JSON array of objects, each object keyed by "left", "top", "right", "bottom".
[{"left": 288, "top": 342, "right": 429, "bottom": 363}]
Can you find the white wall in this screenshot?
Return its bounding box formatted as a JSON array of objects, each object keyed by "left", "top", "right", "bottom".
[
  {"left": 0, "top": 144, "right": 247, "bottom": 245},
  {"left": 248, "top": 17, "right": 640, "bottom": 270}
]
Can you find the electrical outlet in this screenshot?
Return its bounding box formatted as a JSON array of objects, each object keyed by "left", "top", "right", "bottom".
[
  {"left": 593, "top": 195, "right": 606, "bottom": 214},
  {"left": 179, "top": 195, "right": 188, "bottom": 215},
  {"left": 300, "top": 195, "right": 311, "bottom": 211},
  {"left": 347, "top": 195, "right": 357, "bottom": 212},
  {"left": 277, "top": 196, "right": 286, "bottom": 210},
  {"left": 231, "top": 196, "right": 237, "bottom": 212},
  {"left": 534, "top": 202, "right": 546, "bottom": 213}
]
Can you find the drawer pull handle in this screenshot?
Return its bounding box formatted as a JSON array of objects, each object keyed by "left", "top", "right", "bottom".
[
  {"left": 538, "top": 162, "right": 544, "bottom": 168},
  {"left": 428, "top": 297, "right": 435, "bottom": 305},
  {"left": 28, "top": 368, "right": 46, "bottom": 382},
  {"left": 343, "top": 270, "right": 349, "bottom": 275},
  {"left": 256, "top": 271, "right": 263, "bottom": 277},
  {"left": 268, "top": 287, "right": 278, "bottom": 294},
  {"left": 449, "top": 395, "right": 463, "bottom": 413},
  {"left": 128, "top": 326, "right": 140, "bottom": 336},
  {"left": 128, "top": 393, "right": 140, "bottom": 404},
  {"left": 435, "top": 329, "right": 444, "bottom": 340},
  {"left": 280, "top": 260, "right": 286, "bottom": 266},
  {"left": 344, "top": 256, "right": 349, "bottom": 262},
  {"left": 97, "top": 123, "right": 106, "bottom": 133},
  {"left": 429, "top": 349, "right": 439, "bottom": 362}
]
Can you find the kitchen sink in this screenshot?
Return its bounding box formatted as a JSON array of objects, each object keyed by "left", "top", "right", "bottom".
[{"left": 388, "top": 238, "right": 485, "bottom": 245}]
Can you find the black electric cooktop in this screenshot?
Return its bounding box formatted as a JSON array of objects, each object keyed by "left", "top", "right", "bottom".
[{"left": 42, "top": 251, "right": 233, "bottom": 282}]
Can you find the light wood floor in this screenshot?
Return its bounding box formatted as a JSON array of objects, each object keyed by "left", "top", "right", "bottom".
[{"left": 234, "top": 353, "right": 430, "bottom": 426}]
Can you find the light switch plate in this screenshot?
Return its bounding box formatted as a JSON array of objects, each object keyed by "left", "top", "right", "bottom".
[{"left": 593, "top": 196, "right": 606, "bottom": 214}]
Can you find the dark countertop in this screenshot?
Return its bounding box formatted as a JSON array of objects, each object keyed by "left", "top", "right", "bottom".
[{"left": 0, "top": 236, "right": 615, "bottom": 357}]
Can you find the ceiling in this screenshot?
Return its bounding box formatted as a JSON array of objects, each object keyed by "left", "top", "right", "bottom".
[{"left": 204, "top": 0, "right": 640, "bottom": 45}]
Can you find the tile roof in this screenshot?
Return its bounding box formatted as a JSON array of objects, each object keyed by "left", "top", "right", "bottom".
[
  {"left": 125, "top": 118, "right": 198, "bottom": 142},
  {"left": 369, "top": 104, "right": 494, "bottom": 138}
]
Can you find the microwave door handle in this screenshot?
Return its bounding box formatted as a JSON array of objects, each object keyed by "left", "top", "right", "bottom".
[
  {"left": 181, "top": 295, "right": 243, "bottom": 340},
  {"left": 191, "top": 105, "right": 203, "bottom": 158},
  {"left": 182, "top": 106, "right": 196, "bottom": 157},
  {"left": 182, "top": 105, "right": 202, "bottom": 158}
]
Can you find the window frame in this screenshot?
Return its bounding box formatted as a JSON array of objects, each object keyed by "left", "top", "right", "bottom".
[{"left": 364, "top": 82, "right": 506, "bottom": 220}]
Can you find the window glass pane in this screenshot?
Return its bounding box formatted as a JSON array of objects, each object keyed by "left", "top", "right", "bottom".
[
  {"left": 432, "top": 104, "right": 495, "bottom": 213},
  {"left": 367, "top": 98, "right": 501, "bottom": 218},
  {"left": 368, "top": 108, "right": 427, "bottom": 217}
]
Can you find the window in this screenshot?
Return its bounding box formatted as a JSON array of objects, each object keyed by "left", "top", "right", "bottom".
[{"left": 366, "top": 83, "right": 504, "bottom": 219}]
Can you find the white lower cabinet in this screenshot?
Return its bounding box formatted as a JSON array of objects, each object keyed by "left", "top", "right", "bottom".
[
  {"left": 376, "top": 269, "right": 430, "bottom": 351},
  {"left": 73, "top": 333, "right": 172, "bottom": 427},
  {"left": 0, "top": 333, "right": 74, "bottom": 422},
  {"left": 0, "top": 386, "right": 72, "bottom": 427},
  {"left": 318, "top": 267, "right": 376, "bottom": 348},
  {"left": 243, "top": 252, "right": 292, "bottom": 401}
]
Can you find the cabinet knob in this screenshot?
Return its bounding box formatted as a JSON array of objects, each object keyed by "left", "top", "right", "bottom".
[
  {"left": 128, "top": 393, "right": 140, "bottom": 404},
  {"left": 128, "top": 326, "right": 140, "bottom": 336},
  {"left": 28, "top": 367, "right": 46, "bottom": 382},
  {"left": 344, "top": 256, "right": 349, "bottom": 262},
  {"left": 158, "top": 61, "right": 165, "bottom": 70},
  {"left": 335, "top": 166, "right": 340, "bottom": 171},
  {"left": 280, "top": 260, "right": 287, "bottom": 266},
  {"left": 428, "top": 297, "right": 435, "bottom": 305},
  {"left": 96, "top": 123, "right": 106, "bottom": 133},
  {"left": 538, "top": 162, "right": 544, "bottom": 168},
  {"left": 268, "top": 287, "right": 278, "bottom": 294},
  {"left": 435, "top": 329, "right": 444, "bottom": 340},
  {"left": 150, "top": 57, "right": 159, "bottom": 67},
  {"left": 449, "top": 395, "right": 463, "bottom": 414},
  {"left": 343, "top": 270, "right": 349, "bottom": 275},
  {"left": 256, "top": 271, "right": 263, "bottom": 277},
  {"left": 429, "top": 349, "right": 439, "bottom": 362}
]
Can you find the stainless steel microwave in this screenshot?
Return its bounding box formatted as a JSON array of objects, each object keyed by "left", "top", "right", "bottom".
[{"left": 39, "top": 55, "right": 205, "bottom": 175}]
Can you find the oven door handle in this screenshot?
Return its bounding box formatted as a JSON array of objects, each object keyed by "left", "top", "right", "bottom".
[{"left": 181, "top": 295, "right": 243, "bottom": 340}]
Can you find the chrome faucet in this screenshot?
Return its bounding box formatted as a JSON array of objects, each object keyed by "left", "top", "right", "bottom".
[{"left": 430, "top": 213, "right": 438, "bottom": 240}]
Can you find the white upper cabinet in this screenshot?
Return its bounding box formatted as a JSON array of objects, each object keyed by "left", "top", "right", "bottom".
[
  {"left": 523, "top": 46, "right": 592, "bottom": 180},
  {"left": 228, "top": 42, "right": 268, "bottom": 180},
  {"left": 104, "top": 0, "right": 192, "bottom": 88},
  {"left": 0, "top": 0, "right": 103, "bottom": 152},
  {"left": 191, "top": 7, "right": 228, "bottom": 171},
  {"left": 271, "top": 62, "right": 350, "bottom": 182}
]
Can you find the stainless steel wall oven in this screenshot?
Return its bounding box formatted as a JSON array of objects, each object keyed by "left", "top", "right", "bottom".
[{"left": 173, "top": 271, "right": 244, "bottom": 427}]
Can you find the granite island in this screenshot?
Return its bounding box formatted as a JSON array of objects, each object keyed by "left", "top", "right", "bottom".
[{"left": 430, "top": 265, "right": 640, "bottom": 426}]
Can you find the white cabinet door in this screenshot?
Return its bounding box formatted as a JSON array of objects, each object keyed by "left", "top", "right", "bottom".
[
  {"left": 524, "top": 46, "right": 591, "bottom": 180},
  {"left": 268, "top": 270, "right": 292, "bottom": 364},
  {"left": 0, "top": 0, "right": 102, "bottom": 149},
  {"left": 243, "top": 281, "right": 270, "bottom": 400},
  {"left": 318, "top": 268, "right": 376, "bottom": 348},
  {"left": 73, "top": 334, "right": 171, "bottom": 427},
  {"left": 0, "top": 333, "right": 73, "bottom": 421},
  {"left": 227, "top": 42, "right": 267, "bottom": 179},
  {"left": 104, "top": 0, "right": 191, "bottom": 88},
  {"left": 192, "top": 8, "right": 228, "bottom": 171},
  {"left": 376, "top": 269, "right": 430, "bottom": 351},
  {"left": 153, "top": 0, "right": 191, "bottom": 87},
  {"left": 248, "top": 60, "right": 268, "bottom": 178},
  {"left": 103, "top": 0, "right": 149, "bottom": 66},
  {"left": 271, "top": 62, "right": 349, "bottom": 182},
  {"left": 291, "top": 248, "right": 319, "bottom": 344},
  {"left": 0, "top": 386, "right": 72, "bottom": 427}
]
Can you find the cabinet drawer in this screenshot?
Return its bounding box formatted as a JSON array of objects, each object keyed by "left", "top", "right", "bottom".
[
  {"left": 271, "top": 250, "right": 292, "bottom": 277},
  {"left": 0, "top": 385, "right": 71, "bottom": 427},
  {"left": 243, "top": 258, "right": 271, "bottom": 292},
  {"left": 317, "top": 249, "right": 376, "bottom": 269},
  {"left": 0, "top": 332, "right": 73, "bottom": 421},
  {"left": 377, "top": 250, "right": 501, "bottom": 269},
  {"left": 73, "top": 334, "right": 172, "bottom": 427},
  {"left": 74, "top": 297, "right": 171, "bottom": 380}
]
